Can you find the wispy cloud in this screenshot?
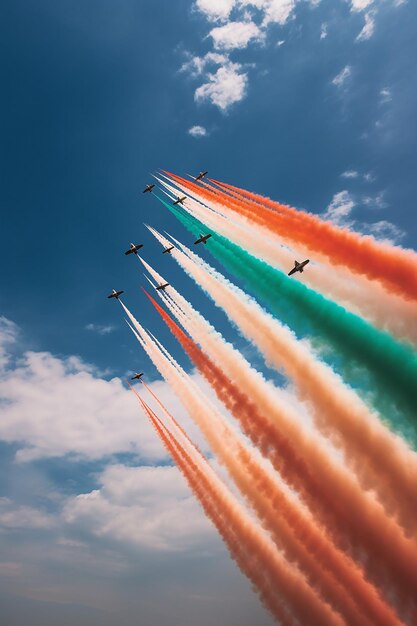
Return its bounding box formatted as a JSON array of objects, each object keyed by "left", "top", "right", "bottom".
[
  {"left": 332, "top": 65, "right": 352, "bottom": 87},
  {"left": 380, "top": 87, "right": 392, "bottom": 103},
  {"left": 85, "top": 323, "right": 115, "bottom": 336},
  {"left": 359, "top": 220, "right": 404, "bottom": 244},
  {"left": 323, "top": 190, "right": 355, "bottom": 225},
  {"left": 356, "top": 11, "right": 375, "bottom": 41}
]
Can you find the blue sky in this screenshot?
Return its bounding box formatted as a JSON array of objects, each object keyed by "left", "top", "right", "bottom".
[{"left": 1, "top": 1, "right": 416, "bottom": 624}]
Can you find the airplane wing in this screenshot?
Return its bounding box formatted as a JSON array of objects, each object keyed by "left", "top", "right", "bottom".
[
  {"left": 288, "top": 267, "right": 298, "bottom": 276},
  {"left": 125, "top": 249, "right": 133, "bottom": 255}
]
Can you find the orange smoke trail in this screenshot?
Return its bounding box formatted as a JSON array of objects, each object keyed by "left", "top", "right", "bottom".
[
  {"left": 130, "top": 389, "right": 296, "bottom": 626},
  {"left": 156, "top": 174, "right": 417, "bottom": 345},
  {"left": 130, "top": 387, "right": 343, "bottom": 626},
  {"left": 168, "top": 237, "right": 417, "bottom": 526},
  {"left": 144, "top": 290, "right": 407, "bottom": 626},
  {"left": 140, "top": 235, "right": 417, "bottom": 615},
  {"left": 168, "top": 171, "right": 417, "bottom": 303},
  {"left": 146, "top": 228, "right": 417, "bottom": 534},
  {"left": 120, "top": 301, "right": 348, "bottom": 626}
]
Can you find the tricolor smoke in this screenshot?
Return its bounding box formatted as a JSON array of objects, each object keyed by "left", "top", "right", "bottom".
[
  {"left": 151, "top": 194, "right": 417, "bottom": 443},
  {"left": 156, "top": 173, "right": 417, "bottom": 346},
  {"left": 167, "top": 171, "right": 417, "bottom": 304},
  {"left": 105, "top": 173, "right": 417, "bottom": 625}
]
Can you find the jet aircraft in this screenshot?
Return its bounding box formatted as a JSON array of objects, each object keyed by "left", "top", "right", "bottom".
[
  {"left": 162, "top": 245, "right": 174, "bottom": 254},
  {"left": 107, "top": 289, "right": 124, "bottom": 299},
  {"left": 143, "top": 184, "right": 155, "bottom": 194},
  {"left": 194, "top": 234, "right": 212, "bottom": 245},
  {"left": 195, "top": 171, "right": 208, "bottom": 181},
  {"left": 131, "top": 372, "right": 144, "bottom": 381},
  {"left": 156, "top": 282, "right": 169, "bottom": 291},
  {"left": 288, "top": 260, "right": 310, "bottom": 276},
  {"left": 125, "top": 243, "right": 143, "bottom": 256},
  {"left": 173, "top": 196, "right": 186, "bottom": 206}
]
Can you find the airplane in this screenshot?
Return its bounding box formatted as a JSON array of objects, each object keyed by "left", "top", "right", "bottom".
[
  {"left": 288, "top": 259, "right": 310, "bottom": 277},
  {"left": 156, "top": 282, "right": 169, "bottom": 291},
  {"left": 162, "top": 245, "right": 174, "bottom": 254},
  {"left": 131, "top": 372, "right": 144, "bottom": 381},
  {"left": 143, "top": 184, "right": 155, "bottom": 194},
  {"left": 194, "top": 233, "right": 212, "bottom": 245},
  {"left": 173, "top": 196, "right": 186, "bottom": 206},
  {"left": 125, "top": 243, "right": 143, "bottom": 256},
  {"left": 195, "top": 170, "right": 208, "bottom": 181},
  {"left": 107, "top": 289, "right": 124, "bottom": 299}
]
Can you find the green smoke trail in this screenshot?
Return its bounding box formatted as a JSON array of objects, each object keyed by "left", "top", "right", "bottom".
[{"left": 155, "top": 194, "right": 417, "bottom": 444}]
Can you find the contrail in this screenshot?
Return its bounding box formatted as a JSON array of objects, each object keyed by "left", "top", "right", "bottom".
[
  {"left": 168, "top": 171, "right": 417, "bottom": 304},
  {"left": 129, "top": 388, "right": 296, "bottom": 626},
  {"left": 151, "top": 194, "right": 417, "bottom": 445},
  {"left": 143, "top": 289, "right": 406, "bottom": 626},
  {"left": 156, "top": 173, "right": 417, "bottom": 345},
  {"left": 142, "top": 229, "right": 417, "bottom": 611},
  {"left": 124, "top": 311, "right": 346, "bottom": 626}
]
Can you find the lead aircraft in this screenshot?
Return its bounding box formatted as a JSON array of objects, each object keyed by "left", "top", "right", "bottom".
[{"left": 288, "top": 259, "right": 310, "bottom": 276}]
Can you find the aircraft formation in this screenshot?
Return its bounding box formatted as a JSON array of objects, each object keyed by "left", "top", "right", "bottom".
[{"left": 110, "top": 170, "right": 310, "bottom": 382}]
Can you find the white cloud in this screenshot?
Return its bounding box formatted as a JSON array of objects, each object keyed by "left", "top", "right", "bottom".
[
  {"left": 85, "top": 323, "right": 115, "bottom": 335},
  {"left": 341, "top": 170, "right": 359, "bottom": 179},
  {"left": 323, "top": 192, "right": 402, "bottom": 244},
  {"left": 194, "top": 0, "right": 236, "bottom": 21},
  {"left": 320, "top": 22, "right": 327, "bottom": 39},
  {"left": 63, "top": 464, "right": 215, "bottom": 552},
  {"left": 356, "top": 11, "right": 375, "bottom": 41},
  {"left": 195, "top": 62, "right": 248, "bottom": 110},
  {"left": 180, "top": 52, "right": 228, "bottom": 77},
  {"left": 209, "top": 20, "right": 262, "bottom": 49},
  {"left": 332, "top": 65, "right": 352, "bottom": 87},
  {"left": 350, "top": 0, "right": 374, "bottom": 10},
  {"left": 362, "top": 191, "right": 387, "bottom": 209},
  {"left": 323, "top": 190, "right": 355, "bottom": 224},
  {"left": 239, "top": 0, "right": 296, "bottom": 26},
  {"left": 188, "top": 125, "right": 208, "bottom": 138},
  {"left": 0, "top": 321, "right": 213, "bottom": 462},
  {"left": 380, "top": 87, "right": 392, "bottom": 103},
  {"left": 359, "top": 220, "right": 405, "bottom": 244},
  {"left": 0, "top": 498, "right": 55, "bottom": 530},
  {"left": 0, "top": 317, "right": 18, "bottom": 370}
]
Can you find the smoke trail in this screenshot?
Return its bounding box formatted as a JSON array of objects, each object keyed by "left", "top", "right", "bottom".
[
  {"left": 140, "top": 246, "right": 417, "bottom": 527},
  {"left": 157, "top": 174, "right": 417, "bottom": 346},
  {"left": 151, "top": 193, "right": 417, "bottom": 443},
  {"left": 142, "top": 229, "right": 417, "bottom": 610},
  {"left": 130, "top": 389, "right": 297, "bottom": 626},
  {"left": 124, "top": 307, "right": 347, "bottom": 626},
  {"left": 170, "top": 172, "right": 417, "bottom": 304},
  {"left": 143, "top": 290, "right": 408, "bottom": 626}
]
